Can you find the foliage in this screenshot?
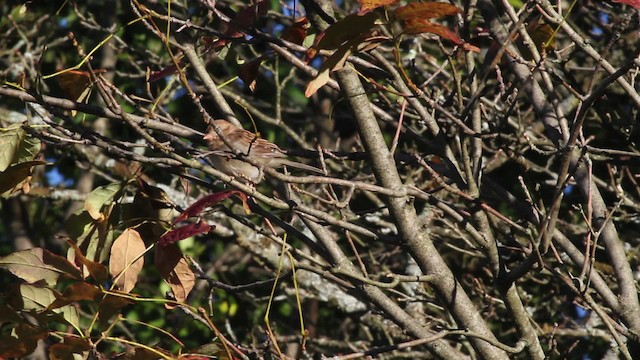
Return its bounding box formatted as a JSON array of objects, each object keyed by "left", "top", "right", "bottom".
[{"left": 1, "top": 0, "right": 640, "bottom": 359}]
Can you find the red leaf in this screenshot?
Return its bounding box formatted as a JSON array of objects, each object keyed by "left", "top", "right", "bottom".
[
  {"left": 227, "top": 1, "right": 270, "bottom": 36},
  {"left": 149, "top": 62, "right": 182, "bottom": 83},
  {"left": 158, "top": 222, "right": 212, "bottom": 246},
  {"left": 401, "top": 19, "right": 463, "bottom": 45},
  {"left": 613, "top": 0, "right": 640, "bottom": 8},
  {"left": 174, "top": 190, "right": 248, "bottom": 223},
  {"left": 394, "top": 2, "right": 460, "bottom": 20},
  {"left": 358, "top": 0, "right": 399, "bottom": 14}
]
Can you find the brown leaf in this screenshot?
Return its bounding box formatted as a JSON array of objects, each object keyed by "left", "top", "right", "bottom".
[
  {"left": 305, "top": 68, "right": 331, "bottom": 98},
  {"left": 227, "top": 0, "right": 270, "bottom": 37},
  {"left": 394, "top": 2, "right": 460, "bottom": 20},
  {"left": 305, "top": 39, "right": 355, "bottom": 97},
  {"left": 281, "top": 17, "right": 310, "bottom": 45},
  {"left": 154, "top": 244, "right": 195, "bottom": 306},
  {"left": 48, "top": 337, "right": 91, "bottom": 360},
  {"left": 98, "top": 293, "right": 135, "bottom": 326},
  {"left": 109, "top": 228, "right": 146, "bottom": 293},
  {"left": 401, "top": 19, "right": 463, "bottom": 44},
  {"left": 306, "top": 32, "right": 376, "bottom": 97},
  {"left": 56, "top": 70, "right": 93, "bottom": 103},
  {"left": 314, "top": 12, "right": 378, "bottom": 50},
  {"left": 48, "top": 282, "right": 102, "bottom": 309},
  {"left": 0, "top": 323, "right": 48, "bottom": 358},
  {"left": 0, "top": 160, "right": 46, "bottom": 196},
  {"left": 518, "top": 23, "right": 556, "bottom": 60},
  {"left": 238, "top": 57, "right": 265, "bottom": 92}
]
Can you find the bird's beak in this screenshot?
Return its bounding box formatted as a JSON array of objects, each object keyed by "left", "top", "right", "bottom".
[{"left": 203, "top": 132, "right": 213, "bottom": 140}]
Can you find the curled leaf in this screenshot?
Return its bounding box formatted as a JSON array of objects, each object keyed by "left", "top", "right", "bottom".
[{"left": 63, "top": 237, "right": 109, "bottom": 283}]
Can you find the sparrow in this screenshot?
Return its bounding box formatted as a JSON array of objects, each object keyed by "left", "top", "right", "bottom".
[{"left": 203, "top": 119, "right": 321, "bottom": 183}]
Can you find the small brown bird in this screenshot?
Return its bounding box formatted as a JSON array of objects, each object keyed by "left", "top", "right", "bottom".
[{"left": 203, "top": 119, "right": 321, "bottom": 183}]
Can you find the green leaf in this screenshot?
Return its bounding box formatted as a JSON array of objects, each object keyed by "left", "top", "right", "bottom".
[
  {"left": 18, "top": 284, "right": 80, "bottom": 329},
  {"left": 15, "top": 135, "right": 41, "bottom": 164},
  {"left": 84, "top": 182, "right": 122, "bottom": 221},
  {"left": 0, "top": 123, "right": 24, "bottom": 171}
]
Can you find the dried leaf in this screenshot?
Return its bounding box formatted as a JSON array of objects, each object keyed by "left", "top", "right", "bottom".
[
  {"left": 48, "top": 337, "right": 91, "bottom": 360},
  {"left": 0, "top": 324, "right": 48, "bottom": 358},
  {"left": 64, "top": 237, "right": 109, "bottom": 283},
  {"left": 109, "top": 228, "right": 146, "bottom": 293},
  {"left": 148, "top": 62, "right": 182, "bottom": 83},
  {"left": 358, "top": 0, "right": 399, "bottom": 14},
  {"left": 98, "top": 293, "right": 135, "bottom": 326},
  {"left": 227, "top": 0, "right": 270, "bottom": 37},
  {"left": 306, "top": 33, "right": 372, "bottom": 97},
  {"left": 401, "top": 19, "right": 463, "bottom": 44},
  {"left": 238, "top": 57, "right": 265, "bottom": 92},
  {"left": 315, "top": 12, "right": 378, "bottom": 50},
  {"left": 305, "top": 68, "right": 331, "bottom": 98},
  {"left": 48, "top": 282, "right": 102, "bottom": 309},
  {"left": 281, "top": 17, "right": 310, "bottom": 45},
  {"left": 518, "top": 23, "right": 556, "bottom": 60},
  {"left": 56, "top": 70, "right": 93, "bottom": 103},
  {"left": 154, "top": 244, "right": 195, "bottom": 306},
  {"left": 394, "top": 2, "right": 460, "bottom": 21},
  {"left": 0, "top": 248, "right": 82, "bottom": 286},
  {"left": 0, "top": 161, "right": 46, "bottom": 196}
]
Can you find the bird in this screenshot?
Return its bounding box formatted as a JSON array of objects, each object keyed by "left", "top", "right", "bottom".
[{"left": 203, "top": 119, "right": 322, "bottom": 183}]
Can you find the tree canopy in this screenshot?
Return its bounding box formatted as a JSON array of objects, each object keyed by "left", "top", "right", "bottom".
[{"left": 1, "top": 0, "right": 640, "bottom": 359}]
